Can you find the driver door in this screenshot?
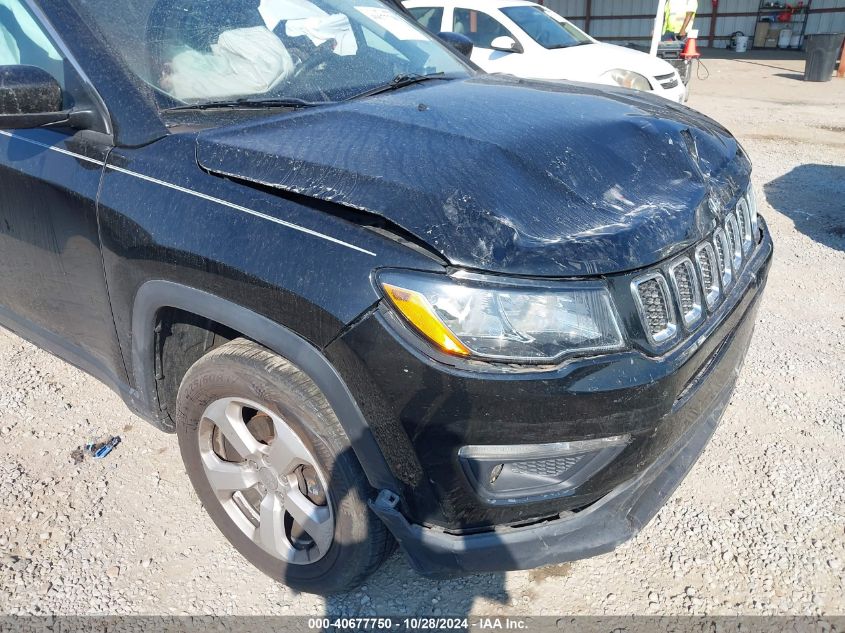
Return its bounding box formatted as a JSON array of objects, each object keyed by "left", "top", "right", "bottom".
[
  {"left": 0, "top": 0, "right": 126, "bottom": 385},
  {"left": 450, "top": 7, "right": 523, "bottom": 73}
]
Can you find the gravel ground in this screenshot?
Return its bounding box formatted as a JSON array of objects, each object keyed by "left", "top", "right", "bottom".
[{"left": 1, "top": 52, "right": 843, "bottom": 617}]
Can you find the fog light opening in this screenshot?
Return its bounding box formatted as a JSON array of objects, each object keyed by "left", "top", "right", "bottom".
[{"left": 459, "top": 435, "right": 631, "bottom": 505}]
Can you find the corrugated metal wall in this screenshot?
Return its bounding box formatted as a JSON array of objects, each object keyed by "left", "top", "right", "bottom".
[
  {"left": 541, "top": 0, "right": 845, "bottom": 47},
  {"left": 807, "top": 0, "right": 845, "bottom": 31}
]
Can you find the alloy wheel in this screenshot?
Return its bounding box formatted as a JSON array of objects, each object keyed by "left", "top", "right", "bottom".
[{"left": 197, "top": 397, "right": 334, "bottom": 564}]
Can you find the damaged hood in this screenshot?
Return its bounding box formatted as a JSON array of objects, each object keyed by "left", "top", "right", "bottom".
[{"left": 196, "top": 75, "right": 750, "bottom": 276}]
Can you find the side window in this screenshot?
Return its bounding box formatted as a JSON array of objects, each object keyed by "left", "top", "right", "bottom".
[
  {"left": 408, "top": 7, "right": 443, "bottom": 32},
  {"left": 0, "top": 0, "right": 65, "bottom": 87},
  {"left": 452, "top": 8, "right": 512, "bottom": 49}
]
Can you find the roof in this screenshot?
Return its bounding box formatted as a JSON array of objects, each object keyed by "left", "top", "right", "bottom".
[{"left": 404, "top": 0, "right": 542, "bottom": 10}]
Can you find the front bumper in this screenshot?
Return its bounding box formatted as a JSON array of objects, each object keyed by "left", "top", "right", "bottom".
[
  {"left": 371, "top": 366, "right": 732, "bottom": 577},
  {"left": 327, "top": 220, "right": 772, "bottom": 574}
]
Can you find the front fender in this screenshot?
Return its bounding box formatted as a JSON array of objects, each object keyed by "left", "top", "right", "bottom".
[{"left": 129, "top": 279, "right": 399, "bottom": 492}]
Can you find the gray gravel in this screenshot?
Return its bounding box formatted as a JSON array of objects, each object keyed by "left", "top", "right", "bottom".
[{"left": 1, "top": 53, "right": 843, "bottom": 616}]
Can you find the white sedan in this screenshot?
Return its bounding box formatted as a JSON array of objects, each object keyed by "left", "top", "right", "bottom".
[{"left": 404, "top": 0, "right": 687, "bottom": 103}]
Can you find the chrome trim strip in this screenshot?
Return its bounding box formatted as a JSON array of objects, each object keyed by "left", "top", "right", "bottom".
[
  {"left": 0, "top": 131, "right": 376, "bottom": 256},
  {"left": 458, "top": 435, "right": 631, "bottom": 460}
]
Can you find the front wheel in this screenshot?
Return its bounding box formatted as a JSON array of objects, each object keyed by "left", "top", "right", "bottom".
[{"left": 175, "top": 338, "right": 394, "bottom": 594}]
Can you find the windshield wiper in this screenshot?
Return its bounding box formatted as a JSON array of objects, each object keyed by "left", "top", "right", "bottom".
[
  {"left": 549, "top": 41, "right": 593, "bottom": 49},
  {"left": 163, "top": 97, "right": 330, "bottom": 112},
  {"left": 346, "top": 72, "right": 449, "bottom": 100}
]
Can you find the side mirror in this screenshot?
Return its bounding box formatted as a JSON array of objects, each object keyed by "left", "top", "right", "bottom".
[
  {"left": 490, "top": 35, "right": 522, "bottom": 53},
  {"left": 0, "top": 65, "right": 68, "bottom": 129},
  {"left": 437, "top": 31, "right": 474, "bottom": 57}
]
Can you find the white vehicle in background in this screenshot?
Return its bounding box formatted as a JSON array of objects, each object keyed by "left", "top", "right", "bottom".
[{"left": 404, "top": 0, "right": 688, "bottom": 103}]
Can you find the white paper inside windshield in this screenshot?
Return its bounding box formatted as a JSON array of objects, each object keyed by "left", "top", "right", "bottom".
[
  {"left": 286, "top": 14, "right": 358, "bottom": 55},
  {"left": 355, "top": 6, "right": 426, "bottom": 40}
]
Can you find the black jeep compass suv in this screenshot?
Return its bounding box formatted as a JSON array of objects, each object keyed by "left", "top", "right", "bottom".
[{"left": 0, "top": 0, "right": 771, "bottom": 593}]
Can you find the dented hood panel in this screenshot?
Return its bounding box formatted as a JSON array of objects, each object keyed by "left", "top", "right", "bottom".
[{"left": 196, "top": 75, "right": 750, "bottom": 277}]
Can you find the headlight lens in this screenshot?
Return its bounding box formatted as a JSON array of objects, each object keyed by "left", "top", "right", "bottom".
[
  {"left": 602, "top": 68, "right": 652, "bottom": 92},
  {"left": 379, "top": 271, "right": 625, "bottom": 363}
]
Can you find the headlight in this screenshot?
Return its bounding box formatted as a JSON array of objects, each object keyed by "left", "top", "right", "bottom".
[
  {"left": 602, "top": 68, "right": 652, "bottom": 92},
  {"left": 379, "top": 271, "right": 625, "bottom": 363}
]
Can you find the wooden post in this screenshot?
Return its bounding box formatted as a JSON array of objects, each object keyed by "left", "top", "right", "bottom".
[
  {"left": 585, "top": 0, "right": 592, "bottom": 34},
  {"left": 709, "top": 0, "right": 719, "bottom": 48}
]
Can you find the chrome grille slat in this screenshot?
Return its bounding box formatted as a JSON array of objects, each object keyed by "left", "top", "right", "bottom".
[
  {"left": 631, "top": 273, "right": 677, "bottom": 345},
  {"left": 668, "top": 258, "right": 702, "bottom": 329},
  {"left": 736, "top": 198, "right": 753, "bottom": 254},
  {"left": 725, "top": 213, "right": 743, "bottom": 271},
  {"left": 695, "top": 242, "right": 720, "bottom": 309},
  {"left": 713, "top": 227, "right": 732, "bottom": 288}
]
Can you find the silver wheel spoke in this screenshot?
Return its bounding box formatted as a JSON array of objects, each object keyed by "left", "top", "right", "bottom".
[
  {"left": 202, "top": 398, "right": 261, "bottom": 459},
  {"left": 265, "top": 420, "right": 312, "bottom": 473},
  {"left": 205, "top": 457, "right": 259, "bottom": 492},
  {"left": 258, "top": 493, "right": 295, "bottom": 560},
  {"left": 285, "top": 488, "right": 333, "bottom": 554}
]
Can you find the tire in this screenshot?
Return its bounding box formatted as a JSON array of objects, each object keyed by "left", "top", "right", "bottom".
[{"left": 175, "top": 337, "right": 394, "bottom": 594}]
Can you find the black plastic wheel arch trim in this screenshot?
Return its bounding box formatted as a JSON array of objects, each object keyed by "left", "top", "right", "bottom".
[{"left": 130, "top": 279, "right": 400, "bottom": 492}]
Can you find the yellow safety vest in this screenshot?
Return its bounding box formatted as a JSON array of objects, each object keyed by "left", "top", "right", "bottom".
[{"left": 664, "top": 0, "right": 698, "bottom": 33}]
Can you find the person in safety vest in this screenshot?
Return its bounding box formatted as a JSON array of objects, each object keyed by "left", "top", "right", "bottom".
[{"left": 663, "top": 0, "right": 697, "bottom": 40}]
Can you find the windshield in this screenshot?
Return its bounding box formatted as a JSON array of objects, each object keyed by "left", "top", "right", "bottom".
[
  {"left": 70, "top": 0, "right": 471, "bottom": 106},
  {"left": 500, "top": 5, "right": 592, "bottom": 49}
]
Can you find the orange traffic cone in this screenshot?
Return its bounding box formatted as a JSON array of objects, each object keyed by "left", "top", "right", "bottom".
[{"left": 681, "top": 37, "right": 701, "bottom": 59}]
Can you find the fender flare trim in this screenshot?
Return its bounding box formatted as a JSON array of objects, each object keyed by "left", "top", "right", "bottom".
[{"left": 131, "top": 280, "right": 399, "bottom": 491}]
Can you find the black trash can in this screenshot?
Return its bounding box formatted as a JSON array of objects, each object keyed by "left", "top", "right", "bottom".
[{"left": 804, "top": 33, "right": 844, "bottom": 82}]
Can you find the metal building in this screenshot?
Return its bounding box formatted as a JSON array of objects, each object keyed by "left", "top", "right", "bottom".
[{"left": 541, "top": 0, "right": 845, "bottom": 47}]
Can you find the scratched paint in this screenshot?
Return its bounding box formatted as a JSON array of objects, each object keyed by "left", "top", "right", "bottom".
[{"left": 196, "top": 74, "right": 750, "bottom": 278}]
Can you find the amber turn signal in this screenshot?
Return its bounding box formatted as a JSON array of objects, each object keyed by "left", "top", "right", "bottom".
[{"left": 382, "top": 283, "right": 471, "bottom": 357}]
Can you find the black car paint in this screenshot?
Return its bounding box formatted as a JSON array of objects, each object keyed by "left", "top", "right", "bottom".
[
  {"left": 328, "top": 221, "right": 772, "bottom": 529},
  {"left": 373, "top": 278, "right": 761, "bottom": 575},
  {"left": 196, "top": 76, "right": 749, "bottom": 277},
  {"left": 0, "top": 0, "right": 772, "bottom": 572}
]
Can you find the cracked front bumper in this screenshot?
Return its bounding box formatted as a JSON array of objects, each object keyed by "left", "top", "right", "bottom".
[{"left": 368, "top": 229, "right": 771, "bottom": 577}]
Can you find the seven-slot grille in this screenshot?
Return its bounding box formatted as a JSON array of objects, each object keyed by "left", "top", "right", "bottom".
[{"left": 632, "top": 189, "right": 759, "bottom": 346}]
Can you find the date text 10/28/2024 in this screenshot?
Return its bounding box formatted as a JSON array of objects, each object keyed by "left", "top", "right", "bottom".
[{"left": 307, "top": 618, "right": 529, "bottom": 630}]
